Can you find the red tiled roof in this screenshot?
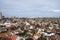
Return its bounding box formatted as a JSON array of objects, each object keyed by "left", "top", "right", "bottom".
[
  {"left": 0, "top": 32, "right": 9, "bottom": 38},
  {"left": 11, "top": 35, "right": 18, "bottom": 40},
  {"left": 34, "top": 33, "right": 41, "bottom": 37}
]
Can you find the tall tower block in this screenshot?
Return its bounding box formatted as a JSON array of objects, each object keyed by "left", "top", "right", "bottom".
[{"left": 0, "top": 11, "right": 2, "bottom": 19}]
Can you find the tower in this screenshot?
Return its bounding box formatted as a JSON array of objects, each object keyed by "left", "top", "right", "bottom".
[{"left": 0, "top": 11, "right": 2, "bottom": 19}]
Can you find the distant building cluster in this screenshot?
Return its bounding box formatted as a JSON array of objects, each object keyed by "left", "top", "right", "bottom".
[{"left": 0, "top": 18, "right": 60, "bottom": 40}]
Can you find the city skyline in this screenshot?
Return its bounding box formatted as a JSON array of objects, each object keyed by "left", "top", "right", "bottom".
[{"left": 0, "top": 0, "right": 60, "bottom": 18}]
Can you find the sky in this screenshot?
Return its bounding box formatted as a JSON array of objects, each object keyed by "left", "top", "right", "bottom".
[{"left": 0, "top": 0, "right": 60, "bottom": 18}]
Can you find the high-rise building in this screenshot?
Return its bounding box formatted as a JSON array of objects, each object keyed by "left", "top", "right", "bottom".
[{"left": 0, "top": 11, "right": 2, "bottom": 19}]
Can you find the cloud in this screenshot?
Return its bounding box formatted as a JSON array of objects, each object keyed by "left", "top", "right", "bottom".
[
  {"left": 49, "top": 10, "right": 60, "bottom": 13},
  {"left": 53, "top": 10, "right": 60, "bottom": 13}
]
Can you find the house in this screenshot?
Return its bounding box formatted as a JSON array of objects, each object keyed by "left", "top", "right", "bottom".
[{"left": 10, "top": 35, "right": 20, "bottom": 40}]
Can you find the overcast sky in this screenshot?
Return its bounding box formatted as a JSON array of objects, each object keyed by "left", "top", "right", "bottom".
[{"left": 0, "top": 0, "right": 60, "bottom": 17}]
